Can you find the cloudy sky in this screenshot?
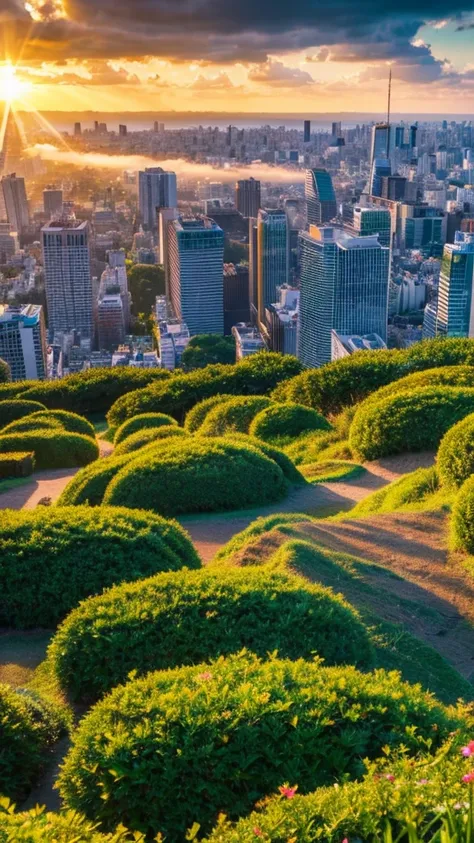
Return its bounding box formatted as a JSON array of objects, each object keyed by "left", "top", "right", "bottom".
[{"left": 2, "top": 0, "right": 474, "bottom": 112}]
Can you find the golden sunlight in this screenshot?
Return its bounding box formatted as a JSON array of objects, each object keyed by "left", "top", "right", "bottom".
[{"left": 0, "top": 64, "right": 30, "bottom": 103}]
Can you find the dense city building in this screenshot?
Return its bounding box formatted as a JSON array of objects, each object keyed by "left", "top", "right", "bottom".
[
  {"left": 431, "top": 231, "right": 474, "bottom": 337},
  {"left": 0, "top": 303, "right": 47, "bottom": 380},
  {"left": 351, "top": 206, "right": 392, "bottom": 247},
  {"left": 43, "top": 188, "right": 63, "bottom": 219},
  {"left": 1, "top": 173, "right": 29, "bottom": 234},
  {"left": 235, "top": 178, "right": 261, "bottom": 218},
  {"left": 257, "top": 209, "right": 289, "bottom": 324},
  {"left": 138, "top": 167, "right": 177, "bottom": 230},
  {"left": 305, "top": 168, "right": 337, "bottom": 225}
]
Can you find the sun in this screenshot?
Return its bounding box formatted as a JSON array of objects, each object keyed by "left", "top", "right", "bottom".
[{"left": 0, "top": 64, "right": 29, "bottom": 103}]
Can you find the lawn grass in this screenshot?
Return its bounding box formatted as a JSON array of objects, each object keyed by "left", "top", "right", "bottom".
[
  {"left": 301, "top": 459, "right": 365, "bottom": 484},
  {"left": 0, "top": 475, "right": 34, "bottom": 495}
]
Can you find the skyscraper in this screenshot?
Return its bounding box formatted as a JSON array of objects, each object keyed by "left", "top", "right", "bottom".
[
  {"left": 352, "top": 206, "right": 392, "bottom": 247},
  {"left": 158, "top": 207, "right": 178, "bottom": 293},
  {"left": 168, "top": 216, "right": 224, "bottom": 335},
  {"left": 43, "top": 188, "right": 63, "bottom": 218},
  {"left": 97, "top": 294, "right": 125, "bottom": 350},
  {"left": 257, "top": 209, "right": 289, "bottom": 323},
  {"left": 138, "top": 167, "right": 177, "bottom": 230},
  {"left": 369, "top": 158, "right": 391, "bottom": 198},
  {"left": 41, "top": 219, "right": 93, "bottom": 345},
  {"left": 0, "top": 304, "right": 47, "bottom": 381},
  {"left": 1, "top": 173, "right": 29, "bottom": 233},
  {"left": 303, "top": 120, "right": 311, "bottom": 143},
  {"left": 370, "top": 123, "right": 391, "bottom": 165},
  {"left": 236, "top": 178, "right": 261, "bottom": 218},
  {"left": 305, "top": 169, "right": 337, "bottom": 226},
  {"left": 435, "top": 231, "right": 474, "bottom": 337},
  {"left": 298, "top": 225, "right": 390, "bottom": 368},
  {"left": 249, "top": 217, "right": 258, "bottom": 319}
]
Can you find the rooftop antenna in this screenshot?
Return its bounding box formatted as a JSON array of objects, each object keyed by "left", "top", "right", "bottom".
[{"left": 386, "top": 67, "right": 392, "bottom": 156}]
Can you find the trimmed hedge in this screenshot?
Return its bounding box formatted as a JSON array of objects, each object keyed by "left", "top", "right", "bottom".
[
  {"left": 250, "top": 401, "right": 331, "bottom": 443},
  {"left": 221, "top": 433, "right": 305, "bottom": 484},
  {"left": 107, "top": 353, "right": 303, "bottom": 427},
  {"left": 350, "top": 386, "right": 474, "bottom": 461},
  {"left": 0, "top": 506, "right": 201, "bottom": 628},
  {"left": 437, "top": 413, "right": 474, "bottom": 488},
  {"left": 58, "top": 653, "right": 457, "bottom": 840},
  {"left": 0, "top": 430, "right": 99, "bottom": 470},
  {"left": 284, "top": 430, "right": 341, "bottom": 466},
  {"left": 360, "top": 364, "right": 474, "bottom": 410},
  {"left": 272, "top": 338, "right": 474, "bottom": 416},
  {"left": 451, "top": 475, "right": 474, "bottom": 552},
  {"left": 56, "top": 454, "right": 131, "bottom": 507},
  {"left": 0, "top": 684, "right": 66, "bottom": 800},
  {"left": 49, "top": 565, "right": 372, "bottom": 702},
  {"left": 352, "top": 466, "right": 440, "bottom": 517},
  {"left": 0, "top": 451, "right": 35, "bottom": 479},
  {"left": 0, "top": 399, "right": 46, "bottom": 428},
  {"left": 3, "top": 409, "right": 95, "bottom": 439},
  {"left": 103, "top": 438, "right": 288, "bottom": 516},
  {"left": 199, "top": 395, "right": 274, "bottom": 436},
  {"left": 113, "top": 412, "right": 178, "bottom": 444},
  {"left": 184, "top": 393, "right": 234, "bottom": 432},
  {"left": 113, "top": 425, "right": 188, "bottom": 456},
  {"left": 0, "top": 809, "right": 140, "bottom": 842}
]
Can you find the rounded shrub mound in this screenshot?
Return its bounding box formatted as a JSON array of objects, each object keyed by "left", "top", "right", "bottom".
[
  {"left": 437, "top": 412, "right": 474, "bottom": 488},
  {"left": 0, "top": 684, "right": 65, "bottom": 800},
  {"left": 3, "top": 409, "right": 95, "bottom": 439},
  {"left": 113, "top": 412, "right": 178, "bottom": 444},
  {"left": 0, "top": 399, "right": 46, "bottom": 429},
  {"left": 56, "top": 454, "right": 131, "bottom": 507},
  {"left": 0, "top": 430, "right": 98, "bottom": 470},
  {"left": 58, "top": 653, "right": 457, "bottom": 840},
  {"left": 349, "top": 386, "right": 474, "bottom": 461},
  {"left": 199, "top": 395, "right": 274, "bottom": 436},
  {"left": 184, "top": 393, "right": 234, "bottom": 432},
  {"left": 0, "top": 506, "right": 201, "bottom": 628},
  {"left": 221, "top": 432, "right": 304, "bottom": 484},
  {"left": 1, "top": 416, "right": 63, "bottom": 435},
  {"left": 362, "top": 364, "right": 474, "bottom": 410},
  {"left": 113, "top": 425, "right": 188, "bottom": 456},
  {"left": 49, "top": 565, "right": 373, "bottom": 702},
  {"left": 352, "top": 466, "right": 440, "bottom": 517},
  {"left": 250, "top": 401, "right": 331, "bottom": 443},
  {"left": 103, "top": 438, "right": 288, "bottom": 516},
  {"left": 451, "top": 475, "right": 474, "bottom": 552}
]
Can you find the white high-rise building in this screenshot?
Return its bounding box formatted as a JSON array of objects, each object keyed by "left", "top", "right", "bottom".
[
  {"left": 41, "top": 219, "right": 93, "bottom": 345},
  {"left": 1, "top": 173, "right": 29, "bottom": 234},
  {"left": 168, "top": 216, "right": 224, "bottom": 335},
  {"left": 138, "top": 168, "right": 177, "bottom": 230},
  {"left": 0, "top": 304, "right": 47, "bottom": 381}
]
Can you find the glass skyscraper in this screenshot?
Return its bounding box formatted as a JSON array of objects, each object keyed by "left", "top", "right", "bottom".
[
  {"left": 298, "top": 226, "right": 390, "bottom": 368},
  {"left": 435, "top": 231, "right": 474, "bottom": 337},
  {"left": 257, "top": 209, "right": 289, "bottom": 323},
  {"left": 352, "top": 206, "right": 392, "bottom": 247},
  {"left": 305, "top": 169, "right": 337, "bottom": 226},
  {"left": 138, "top": 167, "right": 177, "bottom": 230}
]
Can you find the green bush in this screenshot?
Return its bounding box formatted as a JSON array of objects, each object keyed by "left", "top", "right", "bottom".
[
  {"left": 272, "top": 338, "right": 474, "bottom": 416},
  {"left": 0, "top": 506, "right": 201, "bottom": 628},
  {"left": 114, "top": 425, "right": 188, "bottom": 456},
  {"left": 0, "top": 451, "right": 35, "bottom": 479},
  {"left": 361, "top": 364, "right": 474, "bottom": 410},
  {"left": 113, "top": 412, "right": 178, "bottom": 444},
  {"left": 0, "top": 358, "right": 9, "bottom": 383},
  {"left": 350, "top": 386, "right": 474, "bottom": 461},
  {"left": 103, "top": 438, "right": 288, "bottom": 516},
  {"left": 49, "top": 565, "right": 372, "bottom": 702},
  {"left": 18, "top": 367, "right": 171, "bottom": 414},
  {"left": 0, "top": 399, "right": 46, "bottom": 428},
  {"left": 0, "top": 684, "right": 66, "bottom": 800},
  {"left": 250, "top": 401, "right": 331, "bottom": 443},
  {"left": 438, "top": 413, "right": 474, "bottom": 488},
  {"left": 3, "top": 409, "right": 95, "bottom": 439},
  {"left": 213, "top": 513, "right": 313, "bottom": 566},
  {"left": 184, "top": 393, "right": 235, "bottom": 432},
  {"left": 180, "top": 334, "right": 235, "bottom": 369},
  {"left": 58, "top": 653, "right": 458, "bottom": 840},
  {"left": 56, "top": 454, "right": 131, "bottom": 507},
  {"left": 352, "top": 466, "right": 441, "bottom": 516},
  {"left": 0, "top": 430, "right": 99, "bottom": 470},
  {"left": 221, "top": 433, "right": 305, "bottom": 484},
  {"left": 0, "top": 807, "right": 140, "bottom": 842},
  {"left": 451, "top": 475, "right": 474, "bottom": 552},
  {"left": 284, "top": 430, "right": 341, "bottom": 465},
  {"left": 107, "top": 353, "right": 302, "bottom": 427},
  {"left": 199, "top": 395, "right": 274, "bottom": 436}
]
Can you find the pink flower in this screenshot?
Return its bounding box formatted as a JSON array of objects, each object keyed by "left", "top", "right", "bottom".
[
  {"left": 197, "top": 671, "right": 212, "bottom": 681},
  {"left": 385, "top": 775, "right": 395, "bottom": 783},
  {"left": 278, "top": 785, "right": 298, "bottom": 799},
  {"left": 417, "top": 779, "right": 429, "bottom": 786},
  {"left": 462, "top": 771, "right": 474, "bottom": 783},
  {"left": 342, "top": 839, "right": 349, "bottom": 843},
  {"left": 461, "top": 741, "right": 474, "bottom": 757},
  {"left": 253, "top": 829, "right": 263, "bottom": 838}
]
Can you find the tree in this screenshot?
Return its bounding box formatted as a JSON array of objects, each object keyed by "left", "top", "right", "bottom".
[
  {"left": 180, "top": 335, "right": 236, "bottom": 370},
  {"left": 127, "top": 264, "right": 165, "bottom": 316}
]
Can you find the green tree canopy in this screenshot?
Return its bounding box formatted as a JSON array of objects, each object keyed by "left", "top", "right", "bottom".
[
  {"left": 180, "top": 334, "right": 235, "bottom": 369},
  {"left": 127, "top": 264, "right": 165, "bottom": 316}
]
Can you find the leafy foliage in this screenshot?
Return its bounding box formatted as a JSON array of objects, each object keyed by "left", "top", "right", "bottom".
[
  {"left": 350, "top": 386, "right": 474, "bottom": 461},
  {"left": 127, "top": 263, "right": 165, "bottom": 315},
  {"left": 249, "top": 402, "right": 331, "bottom": 443},
  {"left": 0, "top": 399, "right": 46, "bottom": 429},
  {"left": 0, "top": 506, "right": 200, "bottom": 628},
  {"left": 284, "top": 430, "right": 341, "bottom": 466},
  {"left": 220, "top": 433, "right": 305, "bottom": 484},
  {"left": 180, "top": 334, "right": 235, "bottom": 370},
  {"left": 199, "top": 395, "right": 274, "bottom": 436},
  {"left": 0, "top": 804, "right": 142, "bottom": 842},
  {"left": 0, "top": 684, "right": 66, "bottom": 800},
  {"left": 0, "top": 451, "right": 35, "bottom": 478},
  {"left": 3, "top": 409, "right": 95, "bottom": 439},
  {"left": 438, "top": 413, "right": 474, "bottom": 488},
  {"left": 58, "top": 653, "right": 458, "bottom": 840},
  {"left": 107, "top": 353, "right": 303, "bottom": 427},
  {"left": 451, "top": 475, "right": 474, "bottom": 552},
  {"left": 0, "top": 430, "right": 99, "bottom": 470},
  {"left": 0, "top": 357, "right": 9, "bottom": 383},
  {"left": 184, "top": 393, "right": 235, "bottom": 432},
  {"left": 113, "top": 412, "right": 178, "bottom": 444},
  {"left": 113, "top": 425, "right": 188, "bottom": 456},
  {"left": 351, "top": 467, "right": 441, "bottom": 517},
  {"left": 56, "top": 454, "right": 131, "bottom": 507},
  {"left": 103, "top": 437, "right": 288, "bottom": 516}
]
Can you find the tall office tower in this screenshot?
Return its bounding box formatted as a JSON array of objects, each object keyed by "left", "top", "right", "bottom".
[
  {"left": 168, "top": 216, "right": 224, "bottom": 335},
  {"left": 0, "top": 222, "right": 18, "bottom": 262},
  {"left": 158, "top": 207, "right": 178, "bottom": 294},
  {"left": 41, "top": 219, "right": 93, "bottom": 345},
  {"left": 394, "top": 126, "right": 405, "bottom": 148},
  {"left": 370, "top": 123, "right": 390, "bottom": 166},
  {"left": 352, "top": 206, "right": 392, "bottom": 247},
  {"left": 236, "top": 178, "right": 261, "bottom": 218},
  {"left": 369, "top": 158, "right": 391, "bottom": 198},
  {"left": 43, "top": 188, "right": 63, "bottom": 218},
  {"left": 119, "top": 124, "right": 127, "bottom": 136},
  {"left": 248, "top": 217, "right": 258, "bottom": 319},
  {"left": 435, "top": 231, "right": 474, "bottom": 337},
  {"left": 74, "top": 122, "right": 82, "bottom": 136},
  {"left": 398, "top": 203, "right": 446, "bottom": 253},
  {"left": 138, "top": 167, "right": 177, "bottom": 230},
  {"left": 331, "top": 121, "right": 342, "bottom": 139},
  {"left": 305, "top": 169, "right": 337, "bottom": 226},
  {"left": 410, "top": 124, "right": 418, "bottom": 149},
  {"left": 97, "top": 294, "right": 125, "bottom": 350},
  {"left": 1, "top": 174, "right": 29, "bottom": 234},
  {"left": 223, "top": 263, "right": 251, "bottom": 335},
  {"left": 101, "top": 250, "right": 131, "bottom": 330},
  {"left": 257, "top": 209, "right": 289, "bottom": 323},
  {"left": 0, "top": 108, "right": 24, "bottom": 175},
  {"left": 0, "top": 304, "right": 47, "bottom": 381},
  {"left": 303, "top": 120, "right": 311, "bottom": 143},
  {"left": 380, "top": 175, "right": 406, "bottom": 202},
  {"left": 298, "top": 225, "right": 390, "bottom": 368}
]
